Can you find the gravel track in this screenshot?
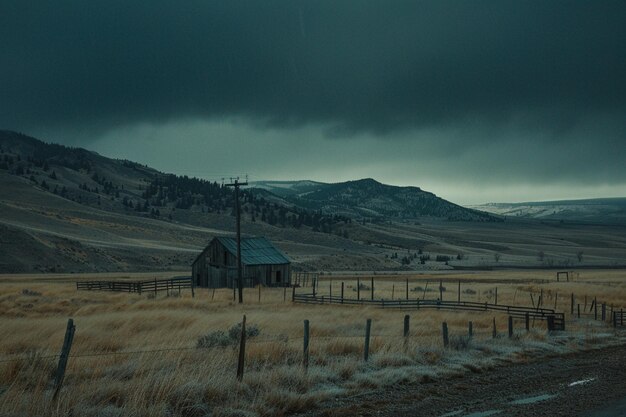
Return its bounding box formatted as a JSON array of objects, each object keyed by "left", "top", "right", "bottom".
[{"left": 298, "top": 343, "right": 626, "bottom": 417}]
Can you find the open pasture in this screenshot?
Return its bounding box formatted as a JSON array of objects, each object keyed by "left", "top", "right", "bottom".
[
  {"left": 308, "top": 269, "right": 626, "bottom": 314},
  {"left": 0, "top": 270, "right": 624, "bottom": 417}
]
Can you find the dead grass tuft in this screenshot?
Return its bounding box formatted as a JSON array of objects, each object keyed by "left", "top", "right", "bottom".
[{"left": 0, "top": 273, "right": 623, "bottom": 417}]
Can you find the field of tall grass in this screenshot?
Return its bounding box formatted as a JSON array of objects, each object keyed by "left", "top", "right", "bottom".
[{"left": 0, "top": 270, "right": 624, "bottom": 417}]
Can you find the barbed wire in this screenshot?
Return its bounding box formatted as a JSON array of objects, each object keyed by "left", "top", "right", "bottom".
[{"left": 0, "top": 327, "right": 547, "bottom": 364}]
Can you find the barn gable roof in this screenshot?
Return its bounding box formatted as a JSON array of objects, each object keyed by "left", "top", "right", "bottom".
[{"left": 216, "top": 236, "right": 290, "bottom": 266}]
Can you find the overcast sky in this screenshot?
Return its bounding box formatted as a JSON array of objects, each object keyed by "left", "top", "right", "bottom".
[{"left": 1, "top": 1, "right": 625, "bottom": 204}]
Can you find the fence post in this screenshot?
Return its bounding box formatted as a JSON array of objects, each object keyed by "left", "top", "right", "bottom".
[
  {"left": 439, "top": 280, "right": 443, "bottom": 301},
  {"left": 525, "top": 312, "right": 530, "bottom": 331},
  {"left": 371, "top": 277, "right": 374, "bottom": 300},
  {"left": 442, "top": 322, "right": 449, "bottom": 348},
  {"left": 154, "top": 279, "right": 157, "bottom": 298},
  {"left": 570, "top": 293, "right": 574, "bottom": 315},
  {"left": 458, "top": 280, "right": 461, "bottom": 303},
  {"left": 492, "top": 317, "right": 497, "bottom": 338},
  {"left": 364, "top": 319, "right": 372, "bottom": 361},
  {"left": 406, "top": 278, "right": 409, "bottom": 300},
  {"left": 391, "top": 284, "right": 395, "bottom": 300},
  {"left": 468, "top": 321, "right": 473, "bottom": 338},
  {"left": 236, "top": 315, "right": 246, "bottom": 382},
  {"left": 292, "top": 285, "right": 296, "bottom": 302},
  {"left": 53, "top": 318, "right": 76, "bottom": 400},
  {"left": 341, "top": 282, "right": 344, "bottom": 304},
  {"left": 303, "top": 320, "right": 310, "bottom": 370},
  {"left": 594, "top": 297, "right": 598, "bottom": 320},
  {"left": 258, "top": 285, "right": 261, "bottom": 303},
  {"left": 554, "top": 291, "right": 558, "bottom": 310},
  {"left": 508, "top": 316, "right": 513, "bottom": 338},
  {"left": 357, "top": 278, "right": 361, "bottom": 301},
  {"left": 495, "top": 287, "right": 498, "bottom": 305},
  {"left": 403, "top": 315, "right": 410, "bottom": 338}
]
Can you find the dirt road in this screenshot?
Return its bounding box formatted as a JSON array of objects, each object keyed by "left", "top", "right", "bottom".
[{"left": 299, "top": 343, "right": 626, "bottom": 417}]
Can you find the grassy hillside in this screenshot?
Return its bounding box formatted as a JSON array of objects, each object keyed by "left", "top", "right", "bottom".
[
  {"left": 1, "top": 130, "right": 626, "bottom": 273},
  {"left": 252, "top": 178, "right": 496, "bottom": 221},
  {"left": 472, "top": 198, "right": 626, "bottom": 224}
]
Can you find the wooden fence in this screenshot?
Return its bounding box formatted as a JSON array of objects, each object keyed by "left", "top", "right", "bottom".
[
  {"left": 614, "top": 309, "right": 625, "bottom": 327},
  {"left": 293, "top": 293, "right": 565, "bottom": 329},
  {"left": 76, "top": 276, "right": 193, "bottom": 296},
  {"left": 292, "top": 272, "right": 319, "bottom": 288}
]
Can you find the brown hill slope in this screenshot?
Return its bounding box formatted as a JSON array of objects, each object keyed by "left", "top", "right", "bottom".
[{"left": 1, "top": 131, "right": 626, "bottom": 273}]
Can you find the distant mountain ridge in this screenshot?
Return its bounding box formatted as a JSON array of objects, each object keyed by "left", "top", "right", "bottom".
[
  {"left": 2, "top": 130, "right": 626, "bottom": 273},
  {"left": 0, "top": 130, "right": 497, "bottom": 273},
  {"left": 471, "top": 197, "right": 626, "bottom": 224},
  {"left": 252, "top": 179, "right": 497, "bottom": 221}
]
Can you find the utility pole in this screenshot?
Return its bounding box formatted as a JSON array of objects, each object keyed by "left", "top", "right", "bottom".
[{"left": 226, "top": 177, "right": 248, "bottom": 304}]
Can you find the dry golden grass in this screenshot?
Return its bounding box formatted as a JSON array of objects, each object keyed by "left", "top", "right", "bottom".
[
  {"left": 0, "top": 269, "right": 624, "bottom": 417},
  {"left": 314, "top": 269, "right": 626, "bottom": 313}
]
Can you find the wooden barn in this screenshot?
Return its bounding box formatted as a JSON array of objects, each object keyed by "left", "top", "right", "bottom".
[{"left": 192, "top": 237, "right": 291, "bottom": 288}]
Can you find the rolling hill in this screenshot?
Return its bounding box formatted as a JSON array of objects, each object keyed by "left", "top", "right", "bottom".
[
  {"left": 1, "top": 130, "right": 626, "bottom": 273},
  {"left": 252, "top": 179, "right": 495, "bottom": 221},
  {"left": 471, "top": 198, "right": 626, "bottom": 225}
]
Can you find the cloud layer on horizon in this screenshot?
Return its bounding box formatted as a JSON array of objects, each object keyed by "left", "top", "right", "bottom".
[{"left": 1, "top": 1, "right": 625, "bottom": 202}]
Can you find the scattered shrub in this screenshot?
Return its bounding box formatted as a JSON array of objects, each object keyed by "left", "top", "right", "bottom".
[
  {"left": 21, "top": 289, "right": 42, "bottom": 296},
  {"left": 352, "top": 283, "right": 370, "bottom": 291},
  {"left": 411, "top": 286, "right": 434, "bottom": 292},
  {"left": 450, "top": 335, "right": 471, "bottom": 350},
  {"left": 197, "top": 322, "right": 260, "bottom": 349}
]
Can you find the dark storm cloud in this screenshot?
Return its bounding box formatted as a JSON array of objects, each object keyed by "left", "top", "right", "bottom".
[{"left": 1, "top": 0, "right": 626, "bottom": 135}]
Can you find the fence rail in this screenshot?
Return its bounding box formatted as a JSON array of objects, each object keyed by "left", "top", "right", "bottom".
[
  {"left": 76, "top": 276, "right": 193, "bottom": 295},
  {"left": 293, "top": 293, "right": 564, "bottom": 326}
]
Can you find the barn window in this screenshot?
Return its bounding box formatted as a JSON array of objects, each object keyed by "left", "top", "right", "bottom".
[{"left": 276, "top": 270, "right": 282, "bottom": 283}]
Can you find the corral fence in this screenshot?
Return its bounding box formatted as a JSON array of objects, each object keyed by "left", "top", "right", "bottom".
[
  {"left": 614, "top": 309, "right": 625, "bottom": 328},
  {"left": 293, "top": 272, "right": 319, "bottom": 288},
  {"left": 293, "top": 293, "right": 566, "bottom": 331},
  {"left": 571, "top": 295, "right": 622, "bottom": 327},
  {"left": 76, "top": 276, "right": 194, "bottom": 296}
]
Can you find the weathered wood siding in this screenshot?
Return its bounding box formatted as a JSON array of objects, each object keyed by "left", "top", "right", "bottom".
[{"left": 192, "top": 238, "right": 290, "bottom": 288}]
